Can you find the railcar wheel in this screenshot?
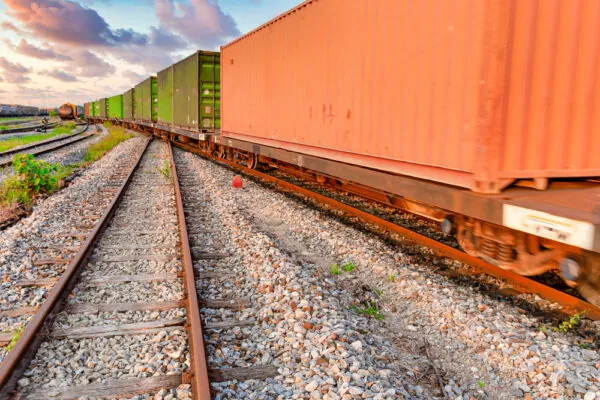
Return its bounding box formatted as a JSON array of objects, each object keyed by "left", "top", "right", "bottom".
[{"left": 568, "top": 252, "right": 600, "bottom": 307}]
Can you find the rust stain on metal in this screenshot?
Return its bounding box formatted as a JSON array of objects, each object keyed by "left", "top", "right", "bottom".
[{"left": 167, "top": 143, "right": 211, "bottom": 399}]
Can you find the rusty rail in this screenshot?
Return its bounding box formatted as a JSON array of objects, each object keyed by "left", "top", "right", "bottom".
[
  {"left": 167, "top": 142, "right": 212, "bottom": 399},
  {"left": 0, "top": 137, "right": 152, "bottom": 397},
  {"left": 172, "top": 140, "right": 600, "bottom": 321},
  {"left": 0, "top": 123, "right": 92, "bottom": 167}
]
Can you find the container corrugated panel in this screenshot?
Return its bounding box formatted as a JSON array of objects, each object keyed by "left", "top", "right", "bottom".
[
  {"left": 221, "top": 0, "right": 600, "bottom": 193},
  {"left": 173, "top": 53, "right": 198, "bottom": 129},
  {"left": 123, "top": 89, "right": 134, "bottom": 121},
  {"left": 84, "top": 103, "right": 90, "bottom": 118},
  {"left": 157, "top": 67, "right": 173, "bottom": 125},
  {"left": 150, "top": 77, "right": 158, "bottom": 121},
  {"left": 172, "top": 51, "right": 220, "bottom": 131},
  {"left": 99, "top": 98, "right": 107, "bottom": 119},
  {"left": 107, "top": 95, "right": 123, "bottom": 119}
]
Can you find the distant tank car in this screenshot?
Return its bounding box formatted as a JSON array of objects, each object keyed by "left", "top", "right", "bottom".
[{"left": 58, "top": 103, "right": 78, "bottom": 120}]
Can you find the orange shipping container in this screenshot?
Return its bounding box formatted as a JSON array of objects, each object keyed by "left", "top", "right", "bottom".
[{"left": 221, "top": 0, "right": 600, "bottom": 193}]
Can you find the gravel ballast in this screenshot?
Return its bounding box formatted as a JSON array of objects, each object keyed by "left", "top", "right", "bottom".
[{"left": 175, "top": 147, "right": 600, "bottom": 400}]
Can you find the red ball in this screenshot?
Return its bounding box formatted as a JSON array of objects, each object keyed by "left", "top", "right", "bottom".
[{"left": 232, "top": 175, "right": 243, "bottom": 188}]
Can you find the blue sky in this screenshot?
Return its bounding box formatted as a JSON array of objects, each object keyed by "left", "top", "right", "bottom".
[{"left": 0, "top": 0, "right": 300, "bottom": 107}]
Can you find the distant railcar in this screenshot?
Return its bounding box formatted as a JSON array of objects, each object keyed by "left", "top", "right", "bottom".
[{"left": 58, "top": 103, "right": 78, "bottom": 120}]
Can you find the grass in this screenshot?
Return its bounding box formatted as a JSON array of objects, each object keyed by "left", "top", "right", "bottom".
[
  {"left": 0, "top": 154, "right": 71, "bottom": 206},
  {"left": 51, "top": 121, "right": 76, "bottom": 135},
  {"left": 84, "top": 124, "right": 133, "bottom": 162},
  {"left": 0, "top": 132, "right": 62, "bottom": 153},
  {"left": 476, "top": 381, "right": 486, "bottom": 389},
  {"left": 351, "top": 301, "right": 384, "bottom": 320},
  {"left": 389, "top": 273, "right": 396, "bottom": 282}
]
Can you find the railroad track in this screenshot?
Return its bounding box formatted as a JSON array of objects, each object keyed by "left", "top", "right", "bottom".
[
  {"left": 0, "top": 122, "right": 61, "bottom": 135},
  {"left": 0, "top": 123, "right": 94, "bottom": 167},
  {"left": 172, "top": 140, "right": 600, "bottom": 322},
  {"left": 0, "top": 139, "right": 210, "bottom": 398}
]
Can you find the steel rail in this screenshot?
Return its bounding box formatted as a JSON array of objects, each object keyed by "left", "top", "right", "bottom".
[
  {"left": 172, "top": 140, "right": 600, "bottom": 321},
  {"left": 167, "top": 142, "right": 212, "bottom": 399},
  {"left": 1, "top": 122, "right": 60, "bottom": 135},
  {"left": 0, "top": 137, "right": 152, "bottom": 397},
  {"left": 0, "top": 123, "right": 92, "bottom": 166}
]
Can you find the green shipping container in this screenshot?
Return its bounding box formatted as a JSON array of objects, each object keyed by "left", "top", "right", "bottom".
[
  {"left": 123, "top": 89, "right": 134, "bottom": 121},
  {"left": 157, "top": 66, "right": 172, "bottom": 125},
  {"left": 134, "top": 77, "right": 157, "bottom": 122},
  {"left": 99, "top": 98, "right": 107, "bottom": 118},
  {"left": 94, "top": 101, "right": 100, "bottom": 117},
  {"left": 108, "top": 95, "right": 123, "bottom": 119},
  {"left": 88, "top": 101, "right": 94, "bottom": 117},
  {"left": 172, "top": 51, "right": 220, "bottom": 131}
]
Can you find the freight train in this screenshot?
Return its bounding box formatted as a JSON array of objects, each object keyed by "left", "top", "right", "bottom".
[
  {"left": 85, "top": 0, "right": 600, "bottom": 305},
  {"left": 0, "top": 104, "right": 43, "bottom": 118}
]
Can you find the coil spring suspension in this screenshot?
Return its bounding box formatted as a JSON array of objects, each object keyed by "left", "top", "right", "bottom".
[
  {"left": 497, "top": 243, "right": 515, "bottom": 263},
  {"left": 481, "top": 238, "right": 497, "bottom": 259}
]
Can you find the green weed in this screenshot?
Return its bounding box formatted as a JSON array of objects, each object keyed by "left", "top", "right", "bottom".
[
  {"left": 476, "top": 381, "right": 486, "bottom": 389},
  {"left": 84, "top": 125, "right": 133, "bottom": 162},
  {"left": 352, "top": 301, "right": 384, "bottom": 320},
  {"left": 6, "top": 326, "right": 23, "bottom": 351},
  {"left": 389, "top": 273, "right": 396, "bottom": 282},
  {"left": 373, "top": 289, "right": 383, "bottom": 296},
  {"left": 553, "top": 313, "right": 582, "bottom": 333},
  {"left": 0, "top": 154, "right": 70, "bottom": 206},
  {"left": 156, "top": 159, "right": 171, "bottom": 179},
  {"left": 341, "top": 261, "right": 356, "bottom": 272},
  {"left": 329, "top": 264, "right": 341, "bottom": 275}
]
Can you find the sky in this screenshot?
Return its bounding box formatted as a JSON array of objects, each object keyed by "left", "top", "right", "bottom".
[{"left": 0, "top": 0, "right": 300, "bottom": 108}]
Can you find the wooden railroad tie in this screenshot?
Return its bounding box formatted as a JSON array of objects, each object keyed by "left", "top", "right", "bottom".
[
  {"left": 22, "top": 374, "right": 183, "bottom": 400},
  {"left": 199, "top": 297, "right": 251, "bottom": 310},
  {"left": 51, "top": 319, "right": 185, "bottom": 340},
  {"left": 82, "top": 273, "right": 179, "bottom": 286},
  {"left": 208, "top": 365, "right": 279, "bottom": 383}
]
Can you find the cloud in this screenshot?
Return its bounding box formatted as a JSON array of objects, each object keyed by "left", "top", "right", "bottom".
[
  {"left": 4, "top": 39, "right": 72, "bottom": 61},
  {"left": 155, "top": 0, "right": 240, "bottom": 48},
  {"left": 44, "top": 69, "right": 78, "bottom": 82},
  {"left": 121, "top": 70, "right": 146, "bottom": 84},
  {"left": 3, "top": 0, "right": 148, "bottom": 47},
  {"left": 70, "top": 51, "right": 116, "bottom": 77},
  {"left": 0, "top": 57, "right": 32, "bottom": 83},
  {"left": 0, "top": 21, "right": 23, "bottom": 34}
]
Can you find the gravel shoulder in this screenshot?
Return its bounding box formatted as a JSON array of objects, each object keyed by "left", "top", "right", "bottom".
[
  {"left": 0, "top": 132, "right": 146, "bottom": 362},
  {"left": 178, "top": 148, "right": 600, "bottom": 400}
]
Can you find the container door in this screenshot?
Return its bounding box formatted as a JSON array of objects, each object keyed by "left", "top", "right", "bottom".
[{"left": 199, "top": 52, "right": 220, "bottom": 130}]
